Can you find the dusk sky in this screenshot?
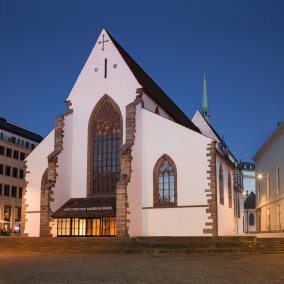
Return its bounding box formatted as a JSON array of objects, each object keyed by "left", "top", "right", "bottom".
[{"left": 0, "top": 0, "right": 283, "bottom": 162}]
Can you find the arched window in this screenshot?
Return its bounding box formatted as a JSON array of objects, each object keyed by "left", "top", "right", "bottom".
[
  {"left": 153, "top": 155, "right": 177, "bottom": 207},
  {"left": 87, "top": 96, "right": 122, "bottom": 196},
  {"left": 219, "top": 163, "right": 224, "bottom": 205},
  {"left": 228, "top": 171, "right": 232, "bottom": 208},
  {"left": 249, "top": 213, "right": 255, "bottom": 226}
]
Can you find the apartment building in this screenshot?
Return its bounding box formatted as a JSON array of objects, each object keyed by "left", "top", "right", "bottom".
[{"left": 0, "top": 117, "right": 42, "bottom": 234}]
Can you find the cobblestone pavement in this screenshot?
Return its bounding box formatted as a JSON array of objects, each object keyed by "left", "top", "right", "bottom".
[{"left": 0, "top": 253, "right": 283, "bottom": 284}]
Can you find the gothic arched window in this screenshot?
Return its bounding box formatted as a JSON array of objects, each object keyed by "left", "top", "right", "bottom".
[
  {"left": 153, "top": 155, "right": 177, "bottom": 207},
  {"left": 228, "top": 171, "right": 232, "bottom": 208},
  {"left": 249, "top": 213, "right": 255, "bottom": 226},
  {"left": 219, "top": 163, "right": 224, "bottom": 205},
  {"left": 87, "top": 96, "right": 122, "bottom": 196}
]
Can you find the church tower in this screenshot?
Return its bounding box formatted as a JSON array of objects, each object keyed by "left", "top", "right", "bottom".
[{"left": 202, "top": 73, "right": 210, "bottom": 123}]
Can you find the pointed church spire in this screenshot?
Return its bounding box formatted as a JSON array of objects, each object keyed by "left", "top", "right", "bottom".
[{"left": 202, "top": 72, "right": 210, "bottom": 123}]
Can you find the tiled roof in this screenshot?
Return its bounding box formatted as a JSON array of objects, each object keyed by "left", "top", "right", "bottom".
[
  {"left": 0, "top": 117, "right": 42, "bottom": 143},
  {"left": 107, "top": 30, "right": 201, "bottom": 134}
]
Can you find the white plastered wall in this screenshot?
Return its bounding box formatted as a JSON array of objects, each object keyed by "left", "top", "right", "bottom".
[
  {"left": 216, "top": 156, "right": 235, "bottom": 235},
  {"left": 24, "top": 130, "right": 54, "bottom": 237},
  {"left": 50, "top": 113, "right": 73, "bottom": 215},
  {"left": 65, "top": 29, "right": 143, "bottom": 199},
  {"left": 139, "top": 109, "right": 212, "bottom": 236}
]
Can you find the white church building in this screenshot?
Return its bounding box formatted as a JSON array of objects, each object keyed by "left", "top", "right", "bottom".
[{"left": 22, "top": 29, "right": 243, "bottom": 238}]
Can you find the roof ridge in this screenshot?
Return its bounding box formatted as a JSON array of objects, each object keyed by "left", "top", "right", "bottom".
[{"left": 105, "top": 30, "right": 200, "bottom": 133}]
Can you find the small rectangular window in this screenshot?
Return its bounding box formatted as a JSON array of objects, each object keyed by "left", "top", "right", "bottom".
[
  {"left": 0, "top": 164, "right": 3, "bottom": 175},
  {"left": 31, "top": 143, "right": 35, "bottom": 150},
  {"left": 5, "top": 166, "right": 11, "bottom": 176},
  {"left": 19, "top": 187, "right": 23, "bottom": 198},
  {"left": 25, "top": 141, "right": 30, "bottom": 148},
  {"left": 11, "top": 186, "right": 17, "bottom": 197},
  {"left": 19, "top": 169, "right": 24, "bottom": 179},
  {"left": 6, "top": 148, "right": 12, "bottom": 157},
  {"left": 13, "top": 150, "right": 19, "bottom": 160},
  {"left": 12, "top": 167, "right": 18, "bottom": 178},
  {"left": 0, "top": 146, "right": 4, "bottom": 155},
  {"left": 20, "top": 152, "right": 26, "bottom": 161},
  {"left": 0, "top": 184, "right": 2, "bottom": 195},
  {"left": 4, "top": 185, "right": 10, "bottom": 196}
]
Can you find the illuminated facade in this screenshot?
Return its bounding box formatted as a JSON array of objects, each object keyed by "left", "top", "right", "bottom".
[
  {"left": 0, "top": 117, "right": 42, "bottom": 234},
  {"left": 253, "top": 121, "right": 284, "bottom": 232},
  {"left": 23, "top": 29, "right": 241, "bottom": 237}
]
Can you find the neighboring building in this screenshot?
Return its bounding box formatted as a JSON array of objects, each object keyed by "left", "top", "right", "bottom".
[
  {"left": 0, "top": 117, "right": 42, "bottom": 234},
  {"left": 192, "top": 75, "right": 244, "bottom": 235},
  {"left": 238, "top": 162, "right": 256, "bottom": 233},
  {"left": 243, "top": 191, "right": 256, "bottom": 233},
  {"left": 253, "top": 121, "right": 284, "bottom": 232},
  {"left": 23, "top": 29, "right": 241, "bottom": 238}
]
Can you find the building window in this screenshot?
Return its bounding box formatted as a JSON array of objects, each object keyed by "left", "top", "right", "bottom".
[
  {"left": 249, "top": 213, "right": 254, "bottom": 226},
  {"left": 88, "top": 96, "right": 122, "bottom": 196},
  {"left": 257, "top": 180, "right": 260, "bottom": 203},
  {"left": 12, "top": 167, "right": 18, "bottom": 178},
  {"left": 5, "top": 166, "right": 11, "bottom": 176},
  {"left": 0, "top": 164, "right": 3, "bottom": 175},
  {"left": 267, "top": 208, "right": 271, "bottom": 230},
  {"left": 6, "top": 148, "right": 12, "bottom": 157},
  {"left": 31, "top": 143, "right": 35, "bottom": 150},
  {"left": 20, "top": 152, "right": 26, "bottom": 161},
  {"left": 13, "top": 150, "right": 19, "bottom": 160},
  {"left": 228, "top": 171, "right": 232, "bottom": 208},
  {"left": 277, "top": 204, "right": 281, "bottom": 230},
  {"left": 19, "top": 169, "right": 24, "bottom": 179},
  {"left": 25, "top": 141, "right": 30, "bottom": 148},
  {"left": 4, "top": 185, "right": 10, "bottom": 196},
  {"left": 219, "top": 163, "right": 224, "bottom": 205},
  {"left": 18, "top": 187, "right": 22, "bottom": 198},
  {"left": 153, "top": 154, "right": 177, "bottom": 207},
  {"left": 0, "top": 146, "right": 4, "bottom": 155},
  {"left": 266, "top": 173, "right": 270, "bottom": 198},
  {"left": 276, "top": 164, "right": 280, "bottom": 194},
  {"left": 0, "top": 184, "right": 2, "bottom": 195},
  {"left": 11, "top": 186, "right": 17, "bottom": 197}
]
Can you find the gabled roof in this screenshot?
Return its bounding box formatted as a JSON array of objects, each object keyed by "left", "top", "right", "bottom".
[
  {"left": 253, "top": 121, "right": 284, "bottom": 161},
  {"left": 106, "top": 30, "right": 200, "bottom": 134},
  {"left": 0, "top": 117, "right": 43, "bottom": 143}
]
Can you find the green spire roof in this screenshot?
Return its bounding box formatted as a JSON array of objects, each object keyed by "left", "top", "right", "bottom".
[{"left": 202, "top": 73, "right": 210, "bottom": 123}]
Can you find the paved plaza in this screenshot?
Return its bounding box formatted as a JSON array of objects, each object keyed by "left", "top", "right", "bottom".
[{"left": 0, "top": 253, "right": 283, "bottom": 283}]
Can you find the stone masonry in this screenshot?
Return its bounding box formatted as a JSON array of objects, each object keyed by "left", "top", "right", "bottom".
[
  {"left": 203, "top": 141, "right": 218, "bottom": 236},
  {"left": 116, "top": 92, "right": 143, "bottom": 238}
]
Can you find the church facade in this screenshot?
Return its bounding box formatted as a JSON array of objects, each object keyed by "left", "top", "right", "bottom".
[{"left": 22, "top": 29, "right": 241, "bottom": 238}]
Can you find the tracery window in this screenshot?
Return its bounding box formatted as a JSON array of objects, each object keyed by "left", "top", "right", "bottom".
[
  {"left": 153, "top": 155, "right": 177, "bottom": 207},
  {"left": 228, "top": 171, "right": 232, "bottom": 208},
  {"left": 88, "top": 96, "right": 122, "bottom": 196},
  {"left": 219, "top": 163, "right": 224, "bottom": 205}
]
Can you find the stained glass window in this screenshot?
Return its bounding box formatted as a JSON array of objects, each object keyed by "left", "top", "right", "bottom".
[
  {"left": 154, "top": 155, "right": 177, "bottom": 207},
  {"left": 92, "top": 100, "right": 121, "bottom": 195}
]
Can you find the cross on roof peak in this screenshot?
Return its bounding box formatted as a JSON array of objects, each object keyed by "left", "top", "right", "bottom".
[{"left": 98, "top": 34, "right": 109, "bottom": 51}]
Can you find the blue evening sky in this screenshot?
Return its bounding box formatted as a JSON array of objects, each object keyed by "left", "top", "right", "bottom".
[{"left": 0, "top": 0, "right": 283, "bottom": 161}]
